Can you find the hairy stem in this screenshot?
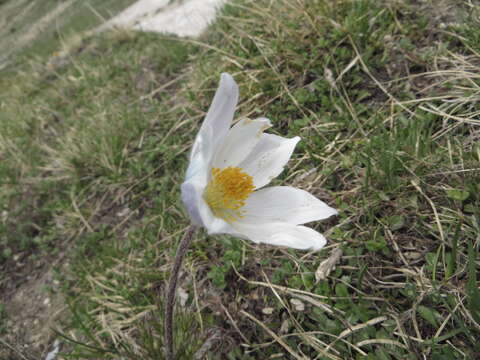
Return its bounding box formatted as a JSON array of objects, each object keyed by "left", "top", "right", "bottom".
[{"left": 165, "top": 225, "right": 196, "bottom": 360}]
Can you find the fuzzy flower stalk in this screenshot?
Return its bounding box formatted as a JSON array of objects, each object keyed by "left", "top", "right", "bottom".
[{"left": 165, "top": 73, "right": 337, "bottom": 359}]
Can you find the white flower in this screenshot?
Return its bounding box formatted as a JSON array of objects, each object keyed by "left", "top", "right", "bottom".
[{"left": 181, "top": 73, "right": 337, "bottom": 250}]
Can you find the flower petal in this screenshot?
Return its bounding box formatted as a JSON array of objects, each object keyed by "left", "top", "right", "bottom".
[
  {"left": 213, "top": 117, "right": 272, "bottom": 168},
  {"left": 185, "top": 73, "right": 238, "bottom": 181},
  {"left": 199, "top": 73, "right": 239, "bottom": 154},
  {"left": 185, "top": 124, "right": 213, "bottom": 182},
  {"left": 239, "top": 134, "right": 300, "bottom": 189},
  {"left": 243, "top": 186, "right": 337, "bottom": 225},
  {"left": 181, "top": 180, "right": 236, "bottom": 234},
  {"left": 232, "top": 221, "right": 327, "bottom": 250}
]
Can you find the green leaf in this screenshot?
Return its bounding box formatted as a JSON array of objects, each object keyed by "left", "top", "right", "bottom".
[
  {"left": 335, "top": 283, "right": 349, "bottom": 297},
  {"left": 466, "top": 241, "right": 480, "bottom": 323},
  {"left": 417, "top": 305, "right": 441, "bottom": 327},
  {"left": 366, "top": 236, "right": 387, "bottom": 252},
  {"left": 445, "top": 189, "right": 470, "bottom": 202},
  {"left": 2, "top": 247, "right": 12, "bottom": 259},
  {"left": 375, "top": 348, "right": 392, "bottom": 360},
  {"left": 208, "top": 267, "right": 227, "bottom": 289},
  {"left": 446, "top": 222, "right": 461, "bottom": 278},
  {"left": 464, "top": 204, "right": 476, "bottom": 213},
  {"left": 425, "top": 252, "right": 438, "bottom": 269},
  {"left": 388, "top": 215, "right": 405, "bottom": 231}
]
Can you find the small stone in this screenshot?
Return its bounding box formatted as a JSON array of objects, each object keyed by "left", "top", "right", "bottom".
[
  {"left": 262, "top": 307, "right": 274, "bottom": 315},
  {"left": 290, "top": 299, "right": 305, "bottom": 312},
  {"left": 116, "top": 207, "right": 131, "bottom": 217}
]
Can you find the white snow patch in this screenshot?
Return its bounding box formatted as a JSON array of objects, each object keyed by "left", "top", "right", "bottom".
[{"left": 101, "top": 0, "right": 228, "bottom": 37}]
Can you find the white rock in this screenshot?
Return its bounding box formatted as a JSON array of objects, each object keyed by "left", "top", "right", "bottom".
[{"left": 102, "top": 0, "right": 228, "bottom": 37}]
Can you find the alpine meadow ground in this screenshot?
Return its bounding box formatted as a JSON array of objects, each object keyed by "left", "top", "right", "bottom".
[{"left": 0, "top": 0, "right": 479, "bottom": 359}]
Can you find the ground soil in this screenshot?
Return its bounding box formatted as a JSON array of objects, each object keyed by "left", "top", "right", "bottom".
[{"left": 1, "top": 258, "right": 66, "bottom": 360}]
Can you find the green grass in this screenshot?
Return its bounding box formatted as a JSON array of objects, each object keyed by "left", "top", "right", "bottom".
[
  {"left": 0, "top": 0, "right": 137, "bottom": 70},
  {"left": 1, "top": 0, "right": 480, "bottom": 359}
]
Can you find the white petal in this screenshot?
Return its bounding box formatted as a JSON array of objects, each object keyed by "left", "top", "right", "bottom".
[
  {"left": 181, "top": 181, "right": 205, "bottom": 226},
  {"left": 185, "top": 73, "right": 238, "bottom": 181},
  {"left": 198, "top": 73, "right": 239, "bottom": 155},
  {"left": 232, "top": 221, "right": 327, "bottom": 250},
  {"left": 181, "top": 179, "right": 236, "bottom": 234},
  {"left": 185, "top": 124, "right": 213, "bottom": 182},
  {"left": 213, "top": 117, "right": 272, "bottom": 168},
  {"left": 243, "top": 186, "right": 337, "bottom": 225},
  {"left": 239, "top": 134, "right": 300, "bottom": 189}
]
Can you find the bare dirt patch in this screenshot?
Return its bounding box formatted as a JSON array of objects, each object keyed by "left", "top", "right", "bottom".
[{"left": 1, "top": 262, "right": 66, "bottom": 360}]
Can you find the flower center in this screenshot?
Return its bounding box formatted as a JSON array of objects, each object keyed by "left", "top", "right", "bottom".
[{"left": 203, "top": 167, "right": 254, "bottom": 222}]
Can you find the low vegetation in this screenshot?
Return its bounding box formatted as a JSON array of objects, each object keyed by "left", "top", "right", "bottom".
[
  {"left": 0, "top": 0, "right": 479, "bottom": 359},
  {"left": 0, "top": 0, "right": 136, "bottom": 69}
]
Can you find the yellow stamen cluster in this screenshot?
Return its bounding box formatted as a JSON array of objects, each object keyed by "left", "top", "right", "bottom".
[{"left": 203, "top": 167, "right": 254, "bottom": 222}]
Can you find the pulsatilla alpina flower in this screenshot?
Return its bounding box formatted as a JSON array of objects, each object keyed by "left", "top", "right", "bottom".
[{"left": 181, "top": 73, "right": 337, "bottom": 250}]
